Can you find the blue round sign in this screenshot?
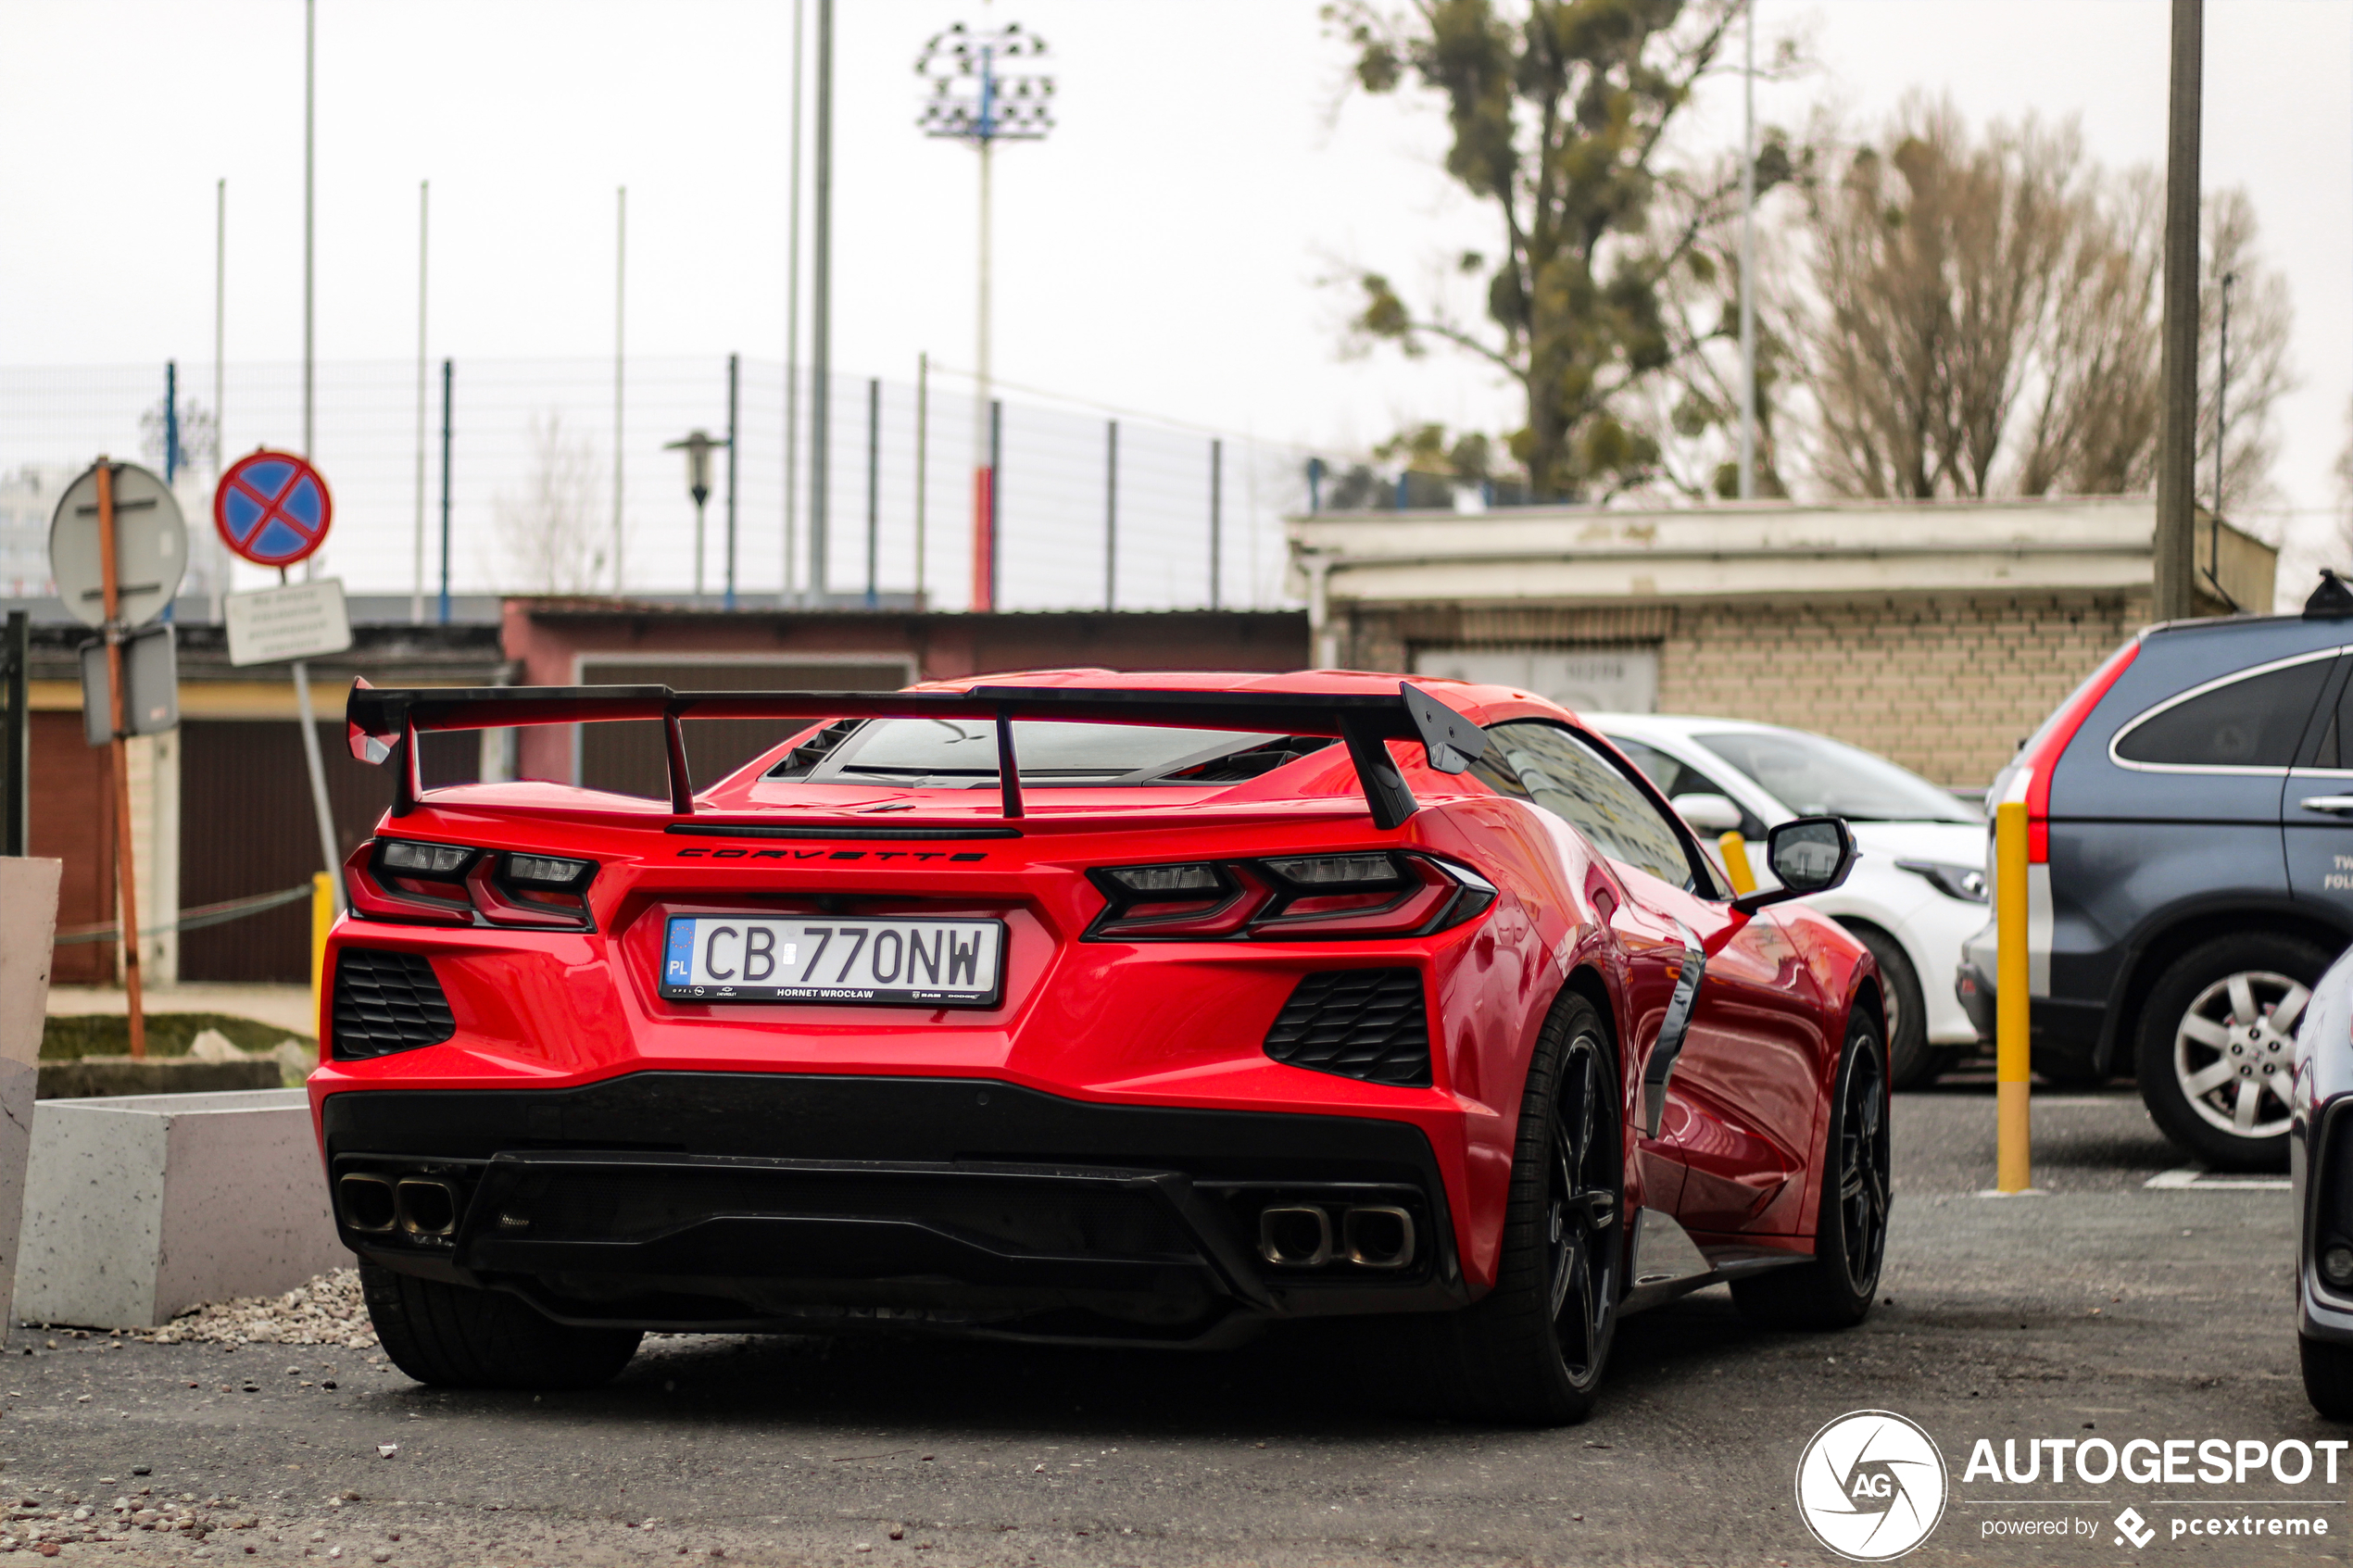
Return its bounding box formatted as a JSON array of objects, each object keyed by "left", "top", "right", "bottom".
[{"left": 214, "top": 449, "right": 333, "bottom": 567}]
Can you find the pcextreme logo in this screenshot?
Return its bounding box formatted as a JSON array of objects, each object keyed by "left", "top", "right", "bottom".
[{"left": 1795, "top": 1410, "right": 1950, "bottom": 1562}]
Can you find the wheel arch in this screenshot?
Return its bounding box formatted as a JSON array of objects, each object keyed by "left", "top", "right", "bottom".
[
  {"left": 2099, "top": 905, "right": 2353, "bottom": 1074},
  {"left": 1851, "top": 972, "right": 1887, "bottom": 1047}
]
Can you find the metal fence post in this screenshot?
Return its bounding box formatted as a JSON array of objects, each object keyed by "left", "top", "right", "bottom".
[
  {"left": 438, "top": 359, "right": 453, "bottom": 625},
  {"left": 988, "top": 399, "right": 1002, "bottom": 609},
  {"left": 865, "top": 377, "right": 880, "bottom": 608},
  {"left": 725, "top": 353, "right": 740, "bottom": 611},
  {"left": 914, "top": 352, "right": 928, "bottom": 607},
  {"left": 1209, "top": 438, "right": 1223, "bottom": 610}
]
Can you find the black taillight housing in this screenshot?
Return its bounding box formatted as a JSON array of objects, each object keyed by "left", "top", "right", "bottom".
[
  {"left": 346, "top": 839, "right": 598, "bottom": 931},
  {"left": 1086, "top": 852, "right": 1494, "bottom": 941}
]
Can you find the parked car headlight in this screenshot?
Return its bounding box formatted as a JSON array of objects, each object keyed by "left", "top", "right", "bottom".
[{"left": 1896, "top": 859, "right": 1987, "bottom": 903}]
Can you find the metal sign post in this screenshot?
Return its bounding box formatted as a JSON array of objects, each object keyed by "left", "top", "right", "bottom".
[
  {"left": 48, "top": 459, "right": 187, "bottom": 1061},
  {"left": 214, "top": 450, "right": 345, "bottom": 911},
  {"left": 94, "top": 464, "right": 146, "bottom": 1059}
]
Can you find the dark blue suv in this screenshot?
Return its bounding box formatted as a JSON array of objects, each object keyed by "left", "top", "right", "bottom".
[{"left": 1957, "top": 575, "right": 2353, "bottom": 1169}]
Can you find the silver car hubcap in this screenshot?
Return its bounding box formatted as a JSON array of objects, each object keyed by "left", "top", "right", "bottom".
[{"left": 2172, "top": 969, "right": 2306, "bottom": 1141}]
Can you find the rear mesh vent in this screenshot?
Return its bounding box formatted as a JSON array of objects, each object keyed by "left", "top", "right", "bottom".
[
  {"left": 1263, "top": 969, "right": 1430, "bottom": 1087},
  {"left": 333, "top": 948, "right": 456, "bottom": 1060}
]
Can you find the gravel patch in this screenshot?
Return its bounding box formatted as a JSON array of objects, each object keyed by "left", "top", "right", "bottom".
[{"left": 130, "top": 1270, "right": 376, "bottom": 1348}]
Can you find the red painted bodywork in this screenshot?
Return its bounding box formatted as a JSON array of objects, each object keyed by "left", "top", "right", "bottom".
[{"left": 311, "top": 669, "right": 1877, "bottom": 1294}]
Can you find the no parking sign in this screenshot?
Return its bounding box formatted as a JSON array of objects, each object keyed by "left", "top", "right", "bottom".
[{"left": 214, "top": 449, "right": 333, "bottom": 568}]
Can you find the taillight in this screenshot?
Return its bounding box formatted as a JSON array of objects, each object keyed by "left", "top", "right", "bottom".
[
  {"left": 346, "top": 839, "right": 598, "bottom": 931},
  {"left": 1087, "top": 852, "right": 1494, "bottom": 942},
  {"left": 2014, "top": 639, "right": 2139, "bottom": 862}
]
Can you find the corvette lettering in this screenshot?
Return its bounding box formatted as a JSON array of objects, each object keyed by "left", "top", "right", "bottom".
[{"left": 673, "top": 848, "right": 988, "bottom": 861}]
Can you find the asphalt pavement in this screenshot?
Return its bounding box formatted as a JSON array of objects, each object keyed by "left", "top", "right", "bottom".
[{"left": 1, "top": 1084, "right": 2339, "bottom": 1567}]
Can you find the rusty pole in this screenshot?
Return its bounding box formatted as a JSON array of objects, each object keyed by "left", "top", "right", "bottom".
[{"left": 94, "top": 460, "right": 146, "bottom": 1060}]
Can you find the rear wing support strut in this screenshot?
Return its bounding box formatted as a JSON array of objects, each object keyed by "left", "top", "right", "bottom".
[{"left": 349, "top": 679, "right": 1489, "bottom": 832}]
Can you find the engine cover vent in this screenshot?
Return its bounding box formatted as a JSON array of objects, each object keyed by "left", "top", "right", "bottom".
[
  {"left": 332, "top": 947, "right": 456, "bottom": 1060},
  {"left": 1263, "top": 968, "right": 1430, "bottom": 1087}
]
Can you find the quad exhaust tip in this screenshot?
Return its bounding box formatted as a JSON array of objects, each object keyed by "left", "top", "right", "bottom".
[
  {"left": 338, "top": 1173, "right": 464, "bottom": 1238},
  {"left": 396, "top": 1177, "right": 460, "bottom": 1236},
  {"left": 336, "top": 1173, "right": 396, "bottom": 1234},
  {"left": 1257, "top": 1203, "right": 1416, "bottom": 1270}
]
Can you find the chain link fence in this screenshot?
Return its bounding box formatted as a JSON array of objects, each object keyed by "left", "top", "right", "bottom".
[{"left": 2, "top": 358, "right": 1353, "bottom": 614}]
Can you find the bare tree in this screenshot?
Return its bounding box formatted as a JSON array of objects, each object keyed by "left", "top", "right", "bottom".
[
  {"left": 1800, "top": 98, "right": 2084, "bottom": 498},
  {"left": 1790, "top": 98, "right": 2293, "bottom": 515},
  {"left": 494, "top": 413, "right": 608, "bottom": 594}
]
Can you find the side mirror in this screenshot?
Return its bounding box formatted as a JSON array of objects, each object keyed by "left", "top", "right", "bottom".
[
  {"left": 1731, "top": 816, "right": 1857, "bottom": 916},
  {"left": 1671, "top": 792, "right": 1743, "bottom": 834}
]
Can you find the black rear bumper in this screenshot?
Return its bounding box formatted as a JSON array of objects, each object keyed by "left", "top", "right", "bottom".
[{"left": 322, "top": 1072, "right": 1467, "bottom": 1345}]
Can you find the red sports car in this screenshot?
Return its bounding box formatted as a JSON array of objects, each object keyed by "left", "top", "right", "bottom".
[{"left": 320, "top": 669, "right": 1887, "bottom": 1424}]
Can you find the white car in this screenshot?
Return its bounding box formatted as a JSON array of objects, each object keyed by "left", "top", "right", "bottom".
[{"left": 1588, "top": 713, "right": 1988, "bottom": 1088}]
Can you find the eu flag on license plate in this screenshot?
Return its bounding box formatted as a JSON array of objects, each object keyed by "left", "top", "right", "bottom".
[{"left": 665, "top": 920, "right": 695, "bottom": 984}]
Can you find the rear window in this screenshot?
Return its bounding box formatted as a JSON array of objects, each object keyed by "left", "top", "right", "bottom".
[
  {"left": 2113, "top": 656, "right": 2334, "bottom": 770},
  {"left": 765, "top": 719, "right": 1333, "bottom": 787}
]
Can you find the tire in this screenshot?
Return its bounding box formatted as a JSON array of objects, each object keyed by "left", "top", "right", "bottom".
[
  {"left": 2133, "top": 934, "right": 2326, "bottom": 1172},
  {"left": 1395, "top": 993, "right": 1624, "bottom": 1425},
  {"left": 2303, "top": 1336, "right": 2353, "bottom": 1421},
  {"left": 1730, "top": 1012, "right": 1889, "bottom": 1331},
  {"left": 361, "top": 1263, "right": 642, "bottom": 1391},
  {"left": 1843, "top": 922, "right": 1949, "bottom": 1090}
]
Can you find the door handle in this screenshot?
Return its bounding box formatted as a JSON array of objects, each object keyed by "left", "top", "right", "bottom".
[{"left": 2301, "top": 796, "right": 2353, "bottom": 816}]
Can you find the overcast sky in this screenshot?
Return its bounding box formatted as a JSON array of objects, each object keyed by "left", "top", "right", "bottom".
[{"left": 4, "top": 0, "right": 2347, "bottom": 596}]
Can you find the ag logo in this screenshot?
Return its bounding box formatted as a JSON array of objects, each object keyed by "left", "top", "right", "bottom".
[{"left": 1794, "top": 1410, "right": 1948, "bottom": 1562}]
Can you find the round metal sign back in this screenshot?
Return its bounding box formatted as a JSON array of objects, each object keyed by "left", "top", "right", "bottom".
[
  {"left": 214, "top": 449, "right": 333, "bottom": 568},
  {"left": 46, "top": 460, "right": 188, "bottom": 630}
]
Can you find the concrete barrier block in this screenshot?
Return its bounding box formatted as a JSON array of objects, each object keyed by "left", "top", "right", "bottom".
[
  {"left": 16, "top": 1089, "right": 345, "bottom": 1329},
  {"left": 0, "top": 858, "right": 64, "bottom": 1346}
]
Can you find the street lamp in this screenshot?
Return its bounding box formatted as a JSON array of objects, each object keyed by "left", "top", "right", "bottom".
[
  {"left": 664, "top": 430, "right": 729, "bottom": 606},
  {"left": 915, "top": 17, "right": 1053, "bottom": 611}
]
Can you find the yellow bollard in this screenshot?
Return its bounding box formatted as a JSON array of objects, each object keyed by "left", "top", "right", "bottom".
[
  {"left": 1994, "top": 799, "right": 2032, "bottom": 1193},
  {"left": 1718, "top": 831, "right": 1756, "bottom": 897},
  {"left": 310, "top": 872, "right": 334, "bottom": 1029}
]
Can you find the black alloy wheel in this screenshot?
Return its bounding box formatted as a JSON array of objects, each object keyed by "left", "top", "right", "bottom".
[
  {"left": 1546, "top": 1029, "right": 1619, "bottom": 1388},
  {"left": 1392, "top": 992, "right": 1624, "bottom": 1424},
  {"left": 1731, "top": 1014, "right": 1889, "bottom": 1330},
  {"left": 1831, "top": 1037, "right": 1892, "bottom": 1297}
]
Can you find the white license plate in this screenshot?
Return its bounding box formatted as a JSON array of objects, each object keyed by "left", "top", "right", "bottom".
[{"left": 660, "top": 915, "right": 1005, "bottom": 1007}]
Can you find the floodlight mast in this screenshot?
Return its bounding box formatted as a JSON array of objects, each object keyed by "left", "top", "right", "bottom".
[{"left": 916, "top": 18, "right": 1053, "bottom": 611}]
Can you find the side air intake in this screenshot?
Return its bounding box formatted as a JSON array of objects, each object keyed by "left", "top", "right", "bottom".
[
  {"left": 332, "top": 948, "right": 457, "bottom": 1060},
  {"left": 1262, "top": 969, "right": 1430, "bottom": 1087}
]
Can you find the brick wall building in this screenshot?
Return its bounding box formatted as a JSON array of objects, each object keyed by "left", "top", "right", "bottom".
[{"left": 1291, "top": 497, "right": 2275, "bottom": 790}]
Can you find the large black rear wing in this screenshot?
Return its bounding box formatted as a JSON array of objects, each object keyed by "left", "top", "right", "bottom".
[{"left": 346, "top": 679, "right": 1490, "bottom": 831}]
